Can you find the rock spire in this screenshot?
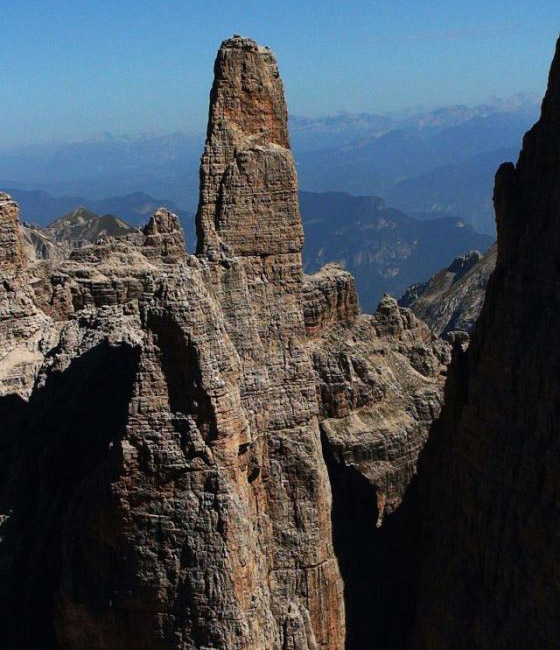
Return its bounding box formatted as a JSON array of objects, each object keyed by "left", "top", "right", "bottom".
[
  {"left": 196, "top": 36, "right": 303, "bottom": 257},
  {"left": 0, "top": 192, "right": 25, "bottom": 271},
  {"left": 0, "top": 36, "right": 346, "bottom": 650}
]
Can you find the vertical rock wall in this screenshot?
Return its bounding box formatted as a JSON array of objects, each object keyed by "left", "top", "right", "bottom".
[
  {"left": 0, "top": 193, "right": 25, "bottom": 271},
  {"left": 193, "top": 36, "right": 345, "bottom": 650},
  {"left": 414, "top": 36, "right": 560, "bottom": 650}
]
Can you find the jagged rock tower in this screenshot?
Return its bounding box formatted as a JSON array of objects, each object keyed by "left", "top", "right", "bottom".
[
  {"left": 414, "top": 36, "right": 560, "bottom": 649},
  {"left": 0, "top": 34, "right": 469, "bottom": 650},
  {"left": 196, "top": 35, "right": 301, "bottom": 257},
  {"left": 0, "top": 37, "right": 345, "bottom": 650},
  {"left": 190, "top": 35, "right": 346, "bottom": 649},
  {"left": 0, "top": 192, "right": 25, "bottom": 270}
]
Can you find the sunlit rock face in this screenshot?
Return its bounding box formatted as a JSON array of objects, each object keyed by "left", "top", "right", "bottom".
[{"left": 0, "top": 192, "right": 26, "bottom": 271}]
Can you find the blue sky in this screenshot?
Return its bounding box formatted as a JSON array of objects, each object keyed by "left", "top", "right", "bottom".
[{"left": 1, "top": 0, "right": 559, "bottom": 147}]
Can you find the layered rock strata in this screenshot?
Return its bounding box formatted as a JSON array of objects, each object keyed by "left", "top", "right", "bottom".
[
  {"left": 303, "top": 264, "right": 360, "bottom": 336},
  {"left": 414, "top": 36, "right": 560, "bottom": 650},
  {"left": 399, "top": 246, "right": 496, "bottom": 338},
  {"left": 0, "top": 37, "right": 345, "bottom": 650},
  {"left": 304, "top": 288, "right": 449, "bottom": 649},
  {"left": 141, "top": 207, "right": 187, "bottom": 263},
  {"left": 0, "top": 35, "right": 457, "bottom": 650},
  {"left": 0, "top": 192, "right": 25, "bottom": 270}
]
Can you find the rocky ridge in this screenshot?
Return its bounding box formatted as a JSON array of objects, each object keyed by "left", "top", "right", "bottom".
[
  {"left": 307, "top": 287, "right": 449, "bottom": 648},
  {"left": 299, "top": 190, "right": 493, "bottom": 312},
  {"left": 0, "top": 36, "right": 452, "bottom": 650},
  {"left": 399, "top": 245, "right": 496, "bottom": 337},
  {"left": 46, "top": 206, "right": 135, "bottom": 244}
]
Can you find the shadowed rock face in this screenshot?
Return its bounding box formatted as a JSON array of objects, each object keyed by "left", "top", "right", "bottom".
[
  {"left": 307, "top": 294, "right": 449, "bottom": 650},
  {"left": 414, "top": 36, "right": 560, "bottom": 650},
  {"left": 0, "top": 342, "right": 140, "bottom": 650}
]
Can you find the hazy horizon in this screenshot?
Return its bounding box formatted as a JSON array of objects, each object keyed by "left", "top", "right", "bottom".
[
  {"left": 2, "top": 1, "right": 559, "bottom": 148},
  {"left": 0, "top": 90, "right": 544, "bottom": 152}
]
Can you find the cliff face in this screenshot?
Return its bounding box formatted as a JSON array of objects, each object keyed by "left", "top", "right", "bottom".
[
  {"left": 0, "top": 192, "right": 25, "bottom": 270},
  {"left": 0, "top": 37, "right": 345, "bottom": 650},
  {"left": 414, "top": 37, "right": 560, "bottom": 649},
  {"left": 306, "top": 289, "right": 449, "bottom": 650},
  {"left": 0, "top": 36, "right": 455, "bottom": 650},
  {"left": 190, "top": 35, "right": 345, "bottom": 650},
  {"left": 303, "top": 264, "right": 360, "bottom": 337},
  {"left": 399, "top": 246, "right": 496, "bottom": 337},
  {"left": 196, "top": 35, "right": 299, "bottom": 257}
]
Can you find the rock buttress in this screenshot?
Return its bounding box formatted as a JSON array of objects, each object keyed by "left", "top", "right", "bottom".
[
  {"left": 414, "top": 36, "right": 560, "bottom": 650},
  {"left": 303, "top": 264, "right": 360, "bottom": 337},
  {"left": 308, "top": 295, "right": 449, "bottom": 650}
]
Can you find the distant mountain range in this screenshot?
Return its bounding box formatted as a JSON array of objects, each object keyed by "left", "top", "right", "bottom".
[
  {"left": 7, "top": 186, "right": 494, "bottom": 312},
  {"left": 0, "top": 132, "right": 204, "bottom": 210},
  {"left": 295, "top": 111, "right": 537, "bottom": 235},
  {"left": 299, "top": 191, "right": 493, "bottom": 311},
  {"left": 46, "top": 207, "right": 135, "bottom": 243},
  {"left": 387, "top": 148, "right": 518, "bottom": 234},
  {"left": 0, "top": 94, "right": 540, "bottom": 234},
  {"left": 20, "top": 207, "right": 138, "bottom": 263},
  {"left": 6, "top": 187, "right": 192, "bottom": 229}
]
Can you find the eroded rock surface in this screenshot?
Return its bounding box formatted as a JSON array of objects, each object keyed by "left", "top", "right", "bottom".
[
  {"left": 0, "top": 192, "right": 25, "bottom": 270},
  {"left": 304, "top": 288, "right": 449, "bottom": 649},
  {"left": 0, "top": 37, "right": 345, "bottom": 650},
  {"left": 399, "top": 246, "right": 496, "bottom": 337},
  {"left": 303, "top": 264, "right": 359, "bottom": 337},
  {"left": 1, "top": 35, "right": 455, "bottom": 650}
]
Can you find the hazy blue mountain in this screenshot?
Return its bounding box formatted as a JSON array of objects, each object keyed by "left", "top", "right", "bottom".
[
  {"left": 7, "top": 187, "right": 190, "bottom": 226},
  {"left": 387, "top": 148, "right": 519, "bottom": 235},
  {"left": 0, "top": 132, "right": 204, "bottom": 208},
  {"left": 289, "top": 112, "right": 394, "bottom": 151},
  {"left": 295, "top": 109, "right": 537, "bottom": 201},
  {"left": 0, "top": 96, "right": 540, "bottom": 224},
  {"left": 299, "top": 191, "right": 494, "bottom": 312}
]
